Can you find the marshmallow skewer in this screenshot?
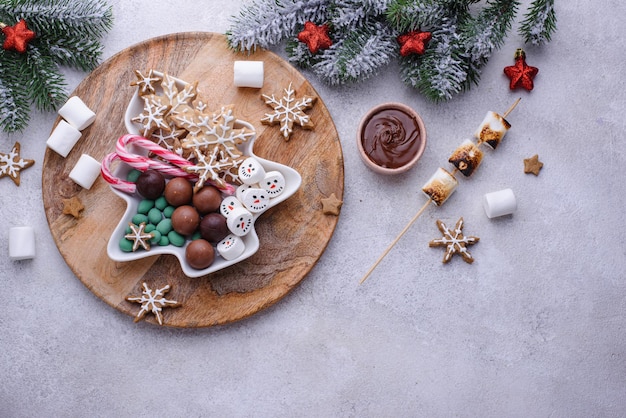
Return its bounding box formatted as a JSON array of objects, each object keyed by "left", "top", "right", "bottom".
[{"left": 359, "top": 99, "right": 521, "bottom": 285}]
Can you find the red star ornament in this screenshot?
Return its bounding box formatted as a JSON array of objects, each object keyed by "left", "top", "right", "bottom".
[
  {"left": 397, "top": 30, "right": 432, "bottom": 57},
  {"left": 504, "top": 49, "right": 539, "bottom": 91},
  {"left": 297, "top": 21, "right": 332, "bottom": 54},
  {"left": 2, "top": 19, "right": 36, "bottom": 53}
]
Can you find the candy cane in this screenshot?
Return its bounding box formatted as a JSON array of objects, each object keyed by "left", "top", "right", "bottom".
[
  {"left": 101, "top": 134, "right": 236, "bottom": 195},
  {"left": 115, "top": 134, "right": 195, "bottom": 179},
  {"left": 101, "top": 152, "right": 137, "bottom": 194}
]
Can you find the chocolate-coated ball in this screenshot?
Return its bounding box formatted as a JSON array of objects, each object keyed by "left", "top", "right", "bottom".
[
  {"left": 171, "top": 205, "right": 200, "bottom": 236},
  {"left": 185, "top": 239, "right": 215, "bottom": 269},
  {"left": 135, "top": 170, "right": 165, "bottom": 200},
  {"left": 199, "top": 213, "right": 229, "bottom": 244},
  {"left": 164, "top": 177, "right": 193, "bottom": 207},
  {"left": 192, "top": 185, "right": 222, "bottom": 215}
]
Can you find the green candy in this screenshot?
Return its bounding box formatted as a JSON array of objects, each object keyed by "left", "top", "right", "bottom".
[
  {"left": 156, "top": 218, "right": 172, "bottom": 235},
  {"left": 126, "top": 169, "right": 142, "bottom": 183},
  {"left": 167, "top": 230, "right": 186, "bottom": 247},
  {"left": 150, "top": 230, "right": 162, "bottom": 244},
  {"left": 162, "top": 205, "right": 175, "bottom": 218},
  {"left": 137, "top": 199, "right": 155, "bottom": 214},
  {"left": 148, "top": 207, "right": 163, "bottom": 225},
  {"left": 119, "top": 237, "right": 134, "bottom": 252},
  {"left": 131, "top": 214, "right": 149, "bottom": 225},
  {"left": 158, "top": 236, "right": 170, "bottom": 246},
  {"left": 144, "top": 223, "right": 156, "bottom": 233},
  {"left": 155, "top": 196, "right": 168, "bottom": 211},
  {"left": 191, "top": 231, "right": 202, "bottom": 240}
]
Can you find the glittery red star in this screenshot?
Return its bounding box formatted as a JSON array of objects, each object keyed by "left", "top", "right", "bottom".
[
  {"left": 2, "top": 19, "right": 36, "bottom": 53},
  {"left": 504, "top": 49, "right": 539, "bottom": 91},
  {"left": 397, "top": 30, "right": 432, "bottom": 57},
  {"left": 297, "top": 21, "right": 332, "bottom": 54}
]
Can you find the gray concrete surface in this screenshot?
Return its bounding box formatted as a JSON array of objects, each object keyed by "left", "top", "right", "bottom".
[{"left": 1, "top": 1, "right": 624, "bottom": 416}]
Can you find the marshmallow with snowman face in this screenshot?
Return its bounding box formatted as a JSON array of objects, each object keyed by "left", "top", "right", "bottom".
[
  {"left": 260, "top": 171, "right": 286, "bottom": 198},
  {"left": 236, "top": 183, "right": 258, "bottom": 202},
  {"left": 241, "top": 188, "right": 270, "bottom": 213},
  {"left": 220, "top": 195, "right": 243, "bottom": 217},
  {"left": 226, "top": 207, "right": 254, "bottom": 236},
  {"left": 217, "top": 234, "right": 246, "bottom": 260},
  {"left": 238, "top": 157, "right": 266, "bottom": 185}
]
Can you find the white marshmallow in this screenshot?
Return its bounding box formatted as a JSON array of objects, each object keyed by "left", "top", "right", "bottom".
[
  {"left": 233, "top": 61, "right": 264, "bottom": 88},
  {"left": 483, "top": 188, "right": 517, "bottom": 218},
  {"left": 69, "top": 154, "right": 101, "bottom": 189},
  {"left": 217, "top": 234, "right": 246, "bottom": 260},
  {"left": 238, "top": 157, "right": 266, "bottom": 185},
  {"left": 226, "top": 207, "right": 254, "bottom": 237},
  {"left": 58, "top": 96, "right": 96, "bottom": 130},
  {"left": 220, "top": 196, "right": 243, "bottom": 217},
  {"left": 473, "top": 111, "right": 511, "bottom": 150},
  {"left": 241, "top": 188, "right": 270, "bottom": 213},
  {"left": 261, "top": 171, "right": 286, "bottom": 198},
  {"left": 421, "top": 167, "right": 458, "bottom": 206},
  {"left": 46, "top": 120, "right": 82, "bottom": 158},
  {"left": 236, "top": 183, "right": 258, "bottom": 201},
  {"left": 9, "top": 226, "right": 36, "bottom": 260}
]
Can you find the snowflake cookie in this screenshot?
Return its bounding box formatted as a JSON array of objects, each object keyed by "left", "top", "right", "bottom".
[
  {"left": 126, "top": 282, "right": 180, "bottom": 325},
  {"left": 0, "top": 141, "right": 35, "bottom": 186},
  {"left": 124, "top": 222, "right": 155, "bottom": 252},
  {"left": 261, "top": 82, "right": 316, "bottom": 140},
  {"left": 130, "top": 69, "right": 161, "bottom": 96},
  {"left": 429, "top": 217, "right": 479, "bottom": 264}
]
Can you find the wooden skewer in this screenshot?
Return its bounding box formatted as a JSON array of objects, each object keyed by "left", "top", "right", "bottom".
[
  {"left": 359, "top": 98, "right": 521, "bottom": 285},
  {"left": 359, "top": 198, "right": 432, "bottom": 285},
  {"left": 503, "top": 97, "right": 521, "bottom": 118}
]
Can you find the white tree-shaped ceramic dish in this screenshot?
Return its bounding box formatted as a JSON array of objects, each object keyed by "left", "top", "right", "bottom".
[{"left": 106, "top": 73, "right": 302, "bottom": 278}]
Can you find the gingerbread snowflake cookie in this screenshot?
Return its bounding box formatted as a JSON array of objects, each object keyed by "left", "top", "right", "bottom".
[
  {"left": 429, "top": 217, "right": 479, "bottom": 264},
  {"left": 126, "top": 282, "right": 180, "bottom": 325},
  {"left": 0, "top": 141, "right": 35, "bottom": 186},
  {"left": 124, "top": 222, "right": 155, "bottom": 252},
  {"left": 261, "top": 82, "right": 316, "bottom": 140}
]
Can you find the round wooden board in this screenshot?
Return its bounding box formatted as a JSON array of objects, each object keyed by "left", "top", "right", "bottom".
[{"left": 42, "top": 32, "right": 344, "bottom": 328}]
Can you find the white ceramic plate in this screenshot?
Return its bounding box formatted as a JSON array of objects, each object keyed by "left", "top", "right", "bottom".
[{"left": 106, "top": 73, "right": 302, "bottom": 278}]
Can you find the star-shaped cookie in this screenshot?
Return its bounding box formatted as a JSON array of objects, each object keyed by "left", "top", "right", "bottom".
[
  {"left": 523, "top": 154, "right": 543, "bottom": 176},
  {"left": 62, "top": 196, "right": 85, "bottom": 218},
  {"left": 0, "top": 142, "right": 35, "bottom": 186},
  {"left": 429, "top": 217, "right": 479, "bottom": 264},
  {"left": 321, "top": 193, "right": 343, "bottom": 216}
]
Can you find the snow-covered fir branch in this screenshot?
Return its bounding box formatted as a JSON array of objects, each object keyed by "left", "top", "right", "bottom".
[
  {"left": 330, "top": 0, "right": 392, "bottom": 31},
  {"left": 226, "top": 0, "right": 328, "bottom": 51},
  {"left": 386, "top": 0, "right": 449, "bottom": 32},
  {"left": 519, "top": 0, "right": 556, "bottom": 45},
  {"left": 311, "top": 21, "right": 396, "bottom": 85},
  {"left": 462, "top": 0, "right": 518, "bottom": 65},
  {"left": 404, "top": 18, "right": 469, "bottom": 101},
  {"left": 0, "top": 51, "right": 30, "bottom": 132},
  {"left": 24, "top": 46, "right": 67, "bottom": 111},
  {"left": 0, "top": 0, "right": 113, "bottom": 41},
  {"left": 42, "top": 37, "right": 104, "bottom": 71}
]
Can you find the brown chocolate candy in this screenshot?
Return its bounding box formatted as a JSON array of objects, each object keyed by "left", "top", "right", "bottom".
[
  {"left": 171, "top": 205, "right": 200, "bottom": 236},
  {"left": 164, "top": 177, "right": 193, "bottom": 207},
  {"left": 193, "top": 185, "right": 222, "bottom": 215},
  {"left": 135, "top": 170, "right": 165, "bottom": 200},
  {"left": 185, "top": 239, "right": 215, "bottom": 269},
  {"left": 199, "top": 213, "right": 229, "bottom": 244}
]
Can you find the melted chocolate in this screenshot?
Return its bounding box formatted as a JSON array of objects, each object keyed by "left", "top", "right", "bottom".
[{"left": 361, "top": 108, "right": 422, "bottom": 169}]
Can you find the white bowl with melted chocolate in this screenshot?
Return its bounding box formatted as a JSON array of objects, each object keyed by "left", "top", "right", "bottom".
[{"left": 357, "top": 102, "right": 427, "bottom": 175}]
